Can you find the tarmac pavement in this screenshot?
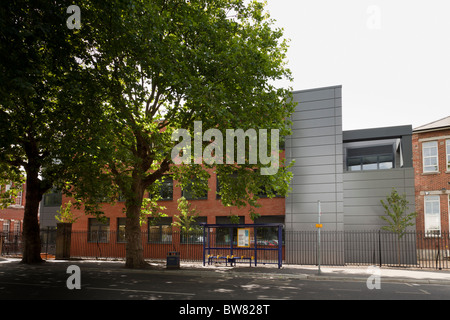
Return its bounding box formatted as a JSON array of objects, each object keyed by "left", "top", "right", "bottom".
[
  {"left": 177, "top": 261, "right": 450, "bottom": 285},
  {"left": 3, "top": 257, "right": 450, "bottom": 285}
]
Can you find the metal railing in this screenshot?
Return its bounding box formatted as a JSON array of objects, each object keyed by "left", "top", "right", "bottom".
[
  {"left": 1, "top": 228, "right": 56, "bottom": 259},
  {"left": 3, "top": 229, "right": 450, "bottom": 270},
  {"left": 285, "top": 230, "right": 450, "bottom": 270}
]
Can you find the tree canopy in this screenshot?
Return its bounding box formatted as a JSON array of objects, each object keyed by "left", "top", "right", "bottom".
[{"left": 1, "top": 0, "right": 295, "bottom": 267}]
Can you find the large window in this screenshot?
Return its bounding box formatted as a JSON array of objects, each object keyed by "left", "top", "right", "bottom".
[
  {"left": 180, "top": 216, "right": 207, "bottom": 244},
  {"left": 346, "top": 144, "right": 395, "bottom": 171},
  {"left": 422, "top": 141, "right": 439, "bottom": 173},
  {"left": 254, "top": 216, "right": 285, "bottom": 245},
  {"left": 147, "top": 176, "right": 173, "bottom": 201},
  {"left": 88, "top": 218, "right": 110, "bottom": 243},
  {"left": 215, "top": 216, "right": 244, "bottom": 245},
  {"left": 347, "top": 154, "right": 394, "bottom": 171},
  {"left": 158, "top": 176, "right": 173, "bottom": 200},
  {"left": 424, "top": 196, "right": 440, "bottom": 236},
  {"left": 182, "top": 180, "right": 208, "bottom": 200},
  {"left": 43, "top": 189, "right": 62, "bottom": 207},
  {"left": 148, "top": 217, "right": 172, "bottom": 243}
]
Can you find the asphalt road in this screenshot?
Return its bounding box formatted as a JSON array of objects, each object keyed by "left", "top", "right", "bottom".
[{"left": 1, "top": 259, "right": 450, "bottom": 302}]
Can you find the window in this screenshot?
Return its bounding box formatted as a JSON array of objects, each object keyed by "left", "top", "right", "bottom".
[
  {"left": 347, "top": 154, "right": 394, "bottom": 171},
  {"left": 182, "top": 180, "right": 208, "bottom": 200},
  {"left": 346, "top": 144, "right": 395, "bottom": 171},
  {"left": 159, "top": 176, "right": 173, "bottom": 200},
  {"left": 422, "top": 141, "right": 439, "bottom": 173},
  {"left": 147, "top": 176, "right": 173, "bottom": 201},
  {"left": 215, "top": 216, "right": 244, "bottom": 245},
  {"left": 424, "top": 196, "right": 440, "bottom": 236},
  {"left": 257, "top": 185, "right": 284, "bottom": 198},
  {"left": 216, "top": 172, "right": 238, "bottom": 200},
  {"left": 254, "top": 216, "right": 285, "bottom": 245},
  {"left": 2, "top": 220, "right": 10, "bottom": 235},
  {"left": 43, "top": 189, "right": 62, "bottom": 207},
  {"left": 117, "top": 218, "right": 126, "bottom": 242},
  {"left": 13, "top": 221, "right": 21, "bottom": 235},
  {"left": 180, "top": 216, "right": 207, "bottom": 244},
  {"left": 88, "top": 218, "right": 110, "bottom": 243},
  {"left": 446, "top": 140, "right": 450, "bottom": 171},
  {"left": 148, "top": 217, "right": 172, "bottom": 243},
  {"left": 14, "top": 188, "right": 23, "bottom": 206}
]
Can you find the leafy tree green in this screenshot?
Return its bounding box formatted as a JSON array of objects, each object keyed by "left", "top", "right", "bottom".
[
  {"left": 2, "top": 0, "right": 294, "bottom": 268},
  {"left": 55, "top": 201, "right": 80, "bottom": 224},
  {"left": 380, "top": 188, "right": 417, "bottom": 238},
  {"left": 66, "top": 0, "right": 295, "bottom": 268},
  {"left": 172, "top": 197, "right": 199, "bottom": 233},
  {"left": 0, "top": 0, "right": 93, "bottom": 263},
  {"left": 380, "top": 188, "right": 417, "bottom": 265}
]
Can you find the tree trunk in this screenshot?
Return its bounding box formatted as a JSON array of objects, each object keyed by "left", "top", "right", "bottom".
[
  {"left": 21, "top": 170, "right": 44, "bottom": 264},
  {"left": 125, "top": 182, "right": 147, "bottom": 269}
]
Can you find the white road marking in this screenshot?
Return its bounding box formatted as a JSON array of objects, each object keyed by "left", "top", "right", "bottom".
[{"left": 86, "top": 286, "right": 195, "bottom": 296}]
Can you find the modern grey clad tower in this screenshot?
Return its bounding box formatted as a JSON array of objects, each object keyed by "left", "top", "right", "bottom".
[
  {"left": 285, "top": 85, "right": 415, "bottom": 265},
  {"left": 285, "top": 86, "right": 344, "bottom": 264},
  {"left": 285, "top": 86, "right": 344, "bottom": 232}
]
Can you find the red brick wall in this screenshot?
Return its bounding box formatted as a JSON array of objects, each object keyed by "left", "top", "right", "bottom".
[
  {"left": 69, "top": 167, "right": 285, "bottom": 232},
  {"left": 0, "top": 184, "right": 26, "bottom": 233},
  {"left": 413, "top": 128, "right": 450, "bottom": 233}
]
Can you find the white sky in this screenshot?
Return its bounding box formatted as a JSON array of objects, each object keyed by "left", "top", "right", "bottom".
[{"left": 265, "top": 0, "right": 450, "bottom": 130}]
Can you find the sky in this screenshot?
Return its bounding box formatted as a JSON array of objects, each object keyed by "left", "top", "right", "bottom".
[{"left": 264, "top": 0, "right": 450, "bottom": 130}]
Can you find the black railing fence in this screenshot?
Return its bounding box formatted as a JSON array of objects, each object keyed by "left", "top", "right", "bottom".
[
  {"left": 285, "top": 230, "right": 450, "bottom": 269},
  {"left": 2, "top": 229, "right": 450, "bottom": 270},
  {"left": 0, "top": 228, "right": 56, "bottom": 258}
]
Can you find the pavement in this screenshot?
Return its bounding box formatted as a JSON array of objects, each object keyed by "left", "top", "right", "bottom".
[
  {"left": 2, "top": 257, "right": 450, "bottom": 286},
  {"left": 176, "top": 261, "right": 450, "bottom": 285}
]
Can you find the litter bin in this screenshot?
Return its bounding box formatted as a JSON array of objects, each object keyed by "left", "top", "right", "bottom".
[{"left": 166, "top": 251, "right": 180, "bottom": 269}]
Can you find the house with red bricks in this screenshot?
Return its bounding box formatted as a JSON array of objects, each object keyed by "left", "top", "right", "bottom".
[
  {"left": 413, "top": 116, "right": 450, "bottom": 236},
  {"left": 0, "top": 183, "right": 25, "bottom": 237}
]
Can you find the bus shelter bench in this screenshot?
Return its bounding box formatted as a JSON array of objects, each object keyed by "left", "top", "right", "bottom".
[{"left": 207, "top": 255, "right": 253, "bottom": 267}]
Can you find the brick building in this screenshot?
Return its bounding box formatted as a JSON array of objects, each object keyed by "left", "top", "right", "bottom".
[
  {"left": 67, "top": 166, "right": 286, "bottom": 235},
  {"left": 0, "top": 183, "right": 25, "bottom": 236},
  {"left": 413, "top": 116, "right": 450, "bottom": 235}
]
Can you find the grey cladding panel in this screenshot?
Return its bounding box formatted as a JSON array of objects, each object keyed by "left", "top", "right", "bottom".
[{"left": 286, "top": 86, "right": 343, "bottom": 232}]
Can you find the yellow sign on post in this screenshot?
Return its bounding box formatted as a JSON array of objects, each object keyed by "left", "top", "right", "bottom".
[{"left": 316, "top": 224, "right": 323, "bottom": 228}]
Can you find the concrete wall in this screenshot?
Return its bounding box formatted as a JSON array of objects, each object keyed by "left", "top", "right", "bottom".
[{"left": 285, "top": 86, "right": 344, "bottom": 233}]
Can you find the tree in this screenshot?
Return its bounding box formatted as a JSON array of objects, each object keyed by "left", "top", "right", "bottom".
[
  {"left": 380, "top": 188, "right": 417, "bottom": 238},
  {"left": 65, "top": 0, "right": 295, "bottom": 268},
  {"left": 173, "top": 197, "right": 199, "bottom": 233},
  {"left": 0, "top": 0, "right": 92, "bottom": 263},
  {"left": 55, "top": 201, "right": 80, "bottom": 224},
  {"left": 380, "top": 188, "right": 417, "bottom": 265}
]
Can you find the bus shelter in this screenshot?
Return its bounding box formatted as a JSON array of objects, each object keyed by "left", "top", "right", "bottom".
[{"left": 201, "top": 223, "right": 283, "bottom": 269}]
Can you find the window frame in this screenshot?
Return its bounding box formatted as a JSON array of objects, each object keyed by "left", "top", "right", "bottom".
[
  {"left": 148, "top": 217, "right": 172, "bottom": 243},
  {"left": 88, "top": 218, "right": 110, "bottom": 243},
  {"left": 422, "top": 141, "right": 439, "bottom": 173},
  {"left": 43, "top": 189, "right": 62, "bottom": 207},
  {"left": 424, "top": 195, "right": 441, "bottom": 236},
  {"left": 446, "top": 139, "right": 450, "bottom": 172},
  {"left": 346, "top": 153, "right": 394, "bottom": 171},
  {"left": 182, "top": 180, "right": 208, "bottom": 200},
  {"left": 117, "top": 217, "right": 126, "bottom": 243}
]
